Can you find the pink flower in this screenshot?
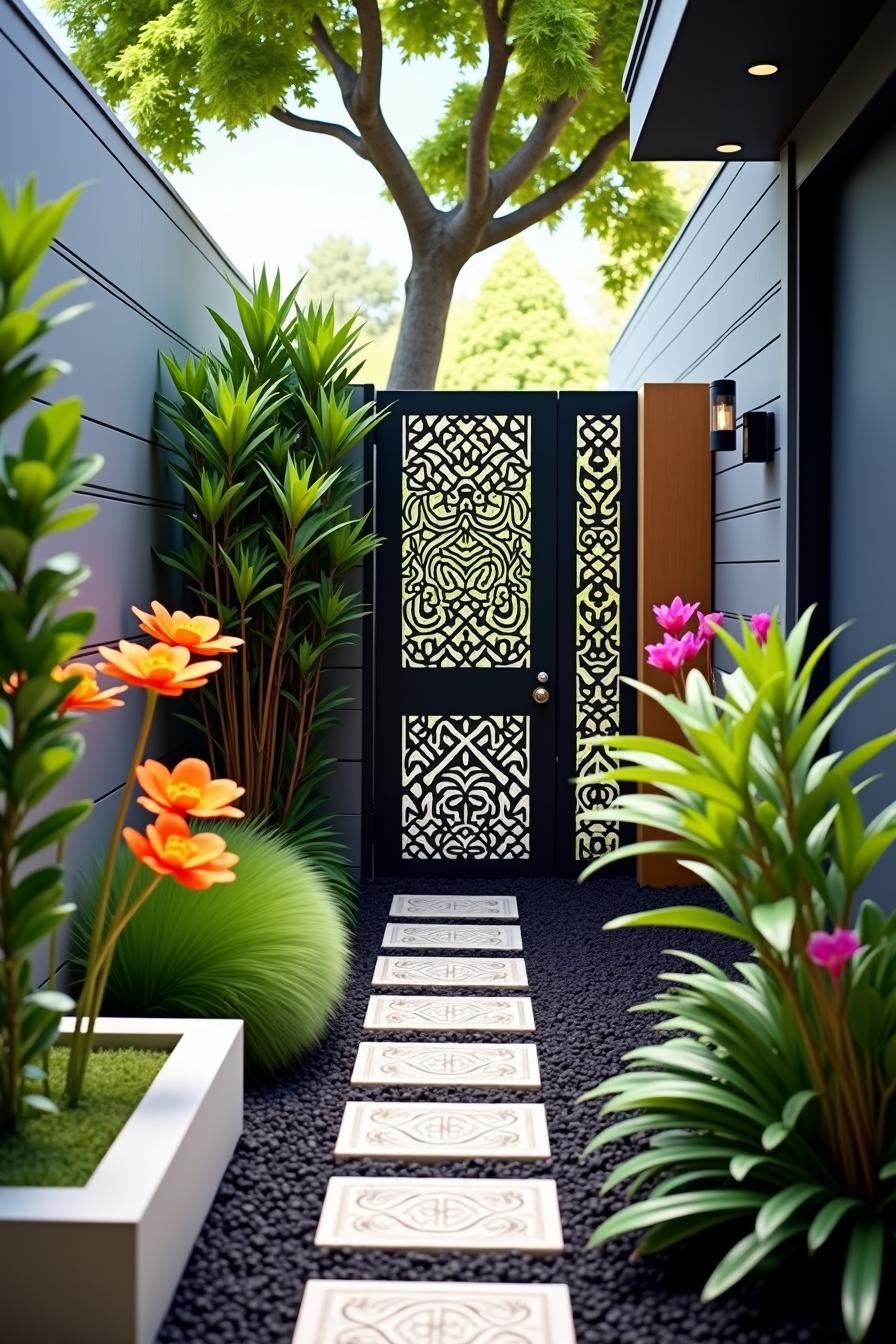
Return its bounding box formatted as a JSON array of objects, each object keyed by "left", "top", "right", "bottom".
[
  {"left": 653, "top": 596, "right": 701, "bottom": 636},
  {"left": 750, "top": 612, "right": 773, "bottom": 645},
  {"left": 645, "top": 631, "right": 704, "bottom": 673},
  {"left": 698, "top": 611, "right": 725, "bottom": 641},
  {"left": 807, "top": 927, "right": 861, "bottom": 980}
]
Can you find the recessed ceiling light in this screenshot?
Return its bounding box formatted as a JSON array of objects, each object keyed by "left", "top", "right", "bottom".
[
  {"left": 748, "top": 62, "right": 779, "bottom": 76},
  {"left": 716, "top": 143, "right": 742, "bottom": 154}
]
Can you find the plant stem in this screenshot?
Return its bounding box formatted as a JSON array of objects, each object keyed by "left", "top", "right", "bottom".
[{"left": 65, "top": 689, "right": 158, "bottom": 1105}]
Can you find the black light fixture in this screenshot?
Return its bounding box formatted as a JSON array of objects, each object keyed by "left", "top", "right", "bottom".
[
  {"left": 709, "top": 380, "right": 736, "bottom": 452},
  {"left": 743, "top": 409, "right": 775, "bottom": 464}
]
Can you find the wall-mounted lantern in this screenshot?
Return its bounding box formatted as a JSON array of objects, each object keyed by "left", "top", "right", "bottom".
[
  {"left": 743, "top": 409, "right": 775, "bottom": 463},
  {"left": 709, "top": 380, "right": 736, "bottom": 452}
]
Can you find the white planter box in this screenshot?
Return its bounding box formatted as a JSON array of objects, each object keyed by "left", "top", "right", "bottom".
[{"left": 0, "top": 1016, "right": 243, "bottom": 1344}]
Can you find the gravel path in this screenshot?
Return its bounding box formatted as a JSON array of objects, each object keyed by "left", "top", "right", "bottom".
[{"left": 159, "top": 876, "right": 877, "bottom": 1344}]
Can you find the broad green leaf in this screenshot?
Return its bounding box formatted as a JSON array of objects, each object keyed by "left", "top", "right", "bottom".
[
  {"left": 755, "top": 1183, "right": 823, "bottom": 1239},
  {"left": 15, "top": 799, "right": 92, "bottom": 859},
  {"left": 751, "top": 897, "right": 796, "bottom": 953},
  {"left": 604, "top": 906, "right": 754, "bottom": 944},
  {"left": 702, "top": 1225, "right": 803, "bottom": 1301},
  {"left": 842, "top": 1222, "right": 884, "bottom": 1342},
  {"left": 589, "top": 1190, "right": 764, "bottom": 1248},
  {"left": 808, "top": 1197, "right": 860, "bottom": 1253}
]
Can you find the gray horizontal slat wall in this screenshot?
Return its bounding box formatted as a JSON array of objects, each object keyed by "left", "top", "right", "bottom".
[
  {"left": 1, "top": 0, "right": 246, "bottom": 980},
  {"left": 609, "top": 161, "right": 787, "bottom": 669}
]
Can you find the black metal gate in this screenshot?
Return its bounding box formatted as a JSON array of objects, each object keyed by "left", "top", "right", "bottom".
[{"left": 372, "top": 390, "right": 637, "bottom": 876}]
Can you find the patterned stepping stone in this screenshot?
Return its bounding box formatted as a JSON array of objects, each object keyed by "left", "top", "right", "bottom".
[
  {"left": 364, "top": 994, "right": 535, "bottom": 1033},
  {"left": 334, "top": 1100, "right": 551, "bottom": 1160},
  {"left": 373, "top": 955, "right": 529, "bottom": 989},
  {"left": 382, "top": 922, "right": 522, "bottom": 950},
  {"left": 389, "top": 894, "right": 519, "bottom": 919},
  {"left": 351, "top": 1041, "right": 541, "bottom": 1089},
  {"left": 292, "top": 1280, "right": 577, "bottom": 1343},
  {"left": 314, "top": 1176, "right": 564, "bottom": 1252}
]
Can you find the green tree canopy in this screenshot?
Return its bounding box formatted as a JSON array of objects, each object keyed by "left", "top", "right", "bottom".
[
  {"left": 48, "top": 0, "right": 684, "bottom": 387},
  {"left": 440, "top": 242, "right": 601, "bottom": 390},
  {"left": 303, "top": 234, "right": 400, "bottom": 333}
]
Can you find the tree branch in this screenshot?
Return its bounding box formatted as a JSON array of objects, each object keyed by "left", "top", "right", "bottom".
[
  {"left": 464, "top": 0, "right": 511, "bottom": 212},
  {"left": 309, "top": 15, "right": 358, "bottom": 101},
  {"left": 479, "top": 115, "right": 629, "bottom": 249},
  {"left": 270, "top": 106, "right": 368, "bottom": 158},
  {"left": 352, "top": 0, "right": 384, "bottom": 117}
]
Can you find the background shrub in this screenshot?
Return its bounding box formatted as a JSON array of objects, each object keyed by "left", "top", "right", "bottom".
[{"left": 70, "top": 821, "right": 349, "bottom": 1074}]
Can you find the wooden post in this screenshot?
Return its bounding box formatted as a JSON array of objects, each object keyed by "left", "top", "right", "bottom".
[{"left": 637, "top": 384, "right": 712, "bottom": 887}]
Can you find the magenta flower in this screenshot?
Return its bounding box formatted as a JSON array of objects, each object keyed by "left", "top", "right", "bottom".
[
  {"left": 645, "top": 631, "right": 704, "bottom": 673},
  {"left": 653, "top": 596, "right": 701, "bottom": 636},
  {"left": 806, "top": 927, "right": 861, "bottom": 980},
  {"left": 698, "top": 611, "right": 725, "bottom": 641},
  {"left": 750, "top": 612, "right": 773, "bottom": 645}
]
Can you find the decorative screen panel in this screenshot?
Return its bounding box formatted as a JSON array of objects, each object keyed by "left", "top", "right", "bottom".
[
  {"left": 575, "top": 414, "right": 622, "bottom": 860},
  {"left": 401, "top": 413, "right": 532, "bottom": 668},
  {"left": 402, "top": 715, "right": 530, "bottom": 860}
]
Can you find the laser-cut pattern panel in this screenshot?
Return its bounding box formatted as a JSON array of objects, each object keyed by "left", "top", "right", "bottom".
[
  {"left": 401, "top": 412, "right": 532, "bottom": 668},
  {"left": 402, "top": 715, "right": 530, "bottom": 860},
  {"left": 576, "top": 413, "right": 622, "bottom": 861}
]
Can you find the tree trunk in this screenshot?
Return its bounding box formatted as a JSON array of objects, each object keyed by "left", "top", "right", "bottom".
[{"left": 387, "top": 254, "right": 459, "bottom": 389}]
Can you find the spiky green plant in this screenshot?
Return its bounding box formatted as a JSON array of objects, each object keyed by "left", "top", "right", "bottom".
[
  {"left": 156, "top": 269, "right": 388, "bottom": 914},
  {"left": 70, "top": 820, "right": 350, "bottom": 1074},
  {"left": 579, "top": 610, "right": 896, "bottom": 1341},
  {"left": 0, "top": 180, "right": 101, "bottom": 1133}
]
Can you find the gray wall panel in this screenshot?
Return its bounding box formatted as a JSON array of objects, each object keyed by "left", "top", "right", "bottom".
[{"left": 610, "top": 161, "right": 787, "bottom": 631}]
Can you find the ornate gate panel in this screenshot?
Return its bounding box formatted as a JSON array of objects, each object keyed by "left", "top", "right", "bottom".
[{"left": 373, "top": 390, "right": 636, "bottom": 875}]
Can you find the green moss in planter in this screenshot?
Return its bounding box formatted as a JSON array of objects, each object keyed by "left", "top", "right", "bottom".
[{"left": 0, "top": 1047, "right": 166, "bottom": 1187}]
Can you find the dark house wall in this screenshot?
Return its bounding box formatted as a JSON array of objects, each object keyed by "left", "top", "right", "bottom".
[
  {"left": 1, "top": 0, "right": 247, "bottom": 976},
  {"left": 609, "top": 161, "right": 786, "bottom": 663}
]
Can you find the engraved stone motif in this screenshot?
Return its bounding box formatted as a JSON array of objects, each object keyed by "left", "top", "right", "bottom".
[
  {"left": 351, "top": 1041, "right": 541, "bottom": 1090},
  {"left": 383, "top": 923, "right": 523, "bottom": 950},
  {"left": 372, "top": 957, "right": 529, "bottom": 989},
  {"left": 363, "top": 995, "right": 535, "bottom": 1033},
  {"left": 389, "top": 895, "right": 519, "bottom": 919},
  {"left": 315, "top": 1176, "right": 563, "bottom": 1252},
  {"left": 334, "top": 1101, "right": 551, "bottom": 1161},
  {"left": 292, "top": 1279, "right": 577, "bottom": 1344}
]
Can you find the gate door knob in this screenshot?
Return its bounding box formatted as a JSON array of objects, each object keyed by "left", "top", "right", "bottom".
[{"left": 531, "top": 686, "right": 550, "bottom": 704}]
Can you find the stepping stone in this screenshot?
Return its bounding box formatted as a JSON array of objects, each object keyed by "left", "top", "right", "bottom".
[
  {"left": 373, "top": 955, "right": 529, "bottom": 989},
  {"left": 389, "top": 894, "right": 519, "bottom": 919},
  {"left": 314, "top": 1175, "right": 564, "bottom": 1252},
  {"left": 351, "top": 1041, "right": 541, "bottom": 1089},
  {"left": 293, "top": 1280, "right": 577, "bottom": 1344},
  {"left": 383, "top": 922, "right": 522, "bottom": 950},
  {"left": 364, "top": 994, "right": 535, "bottom": 1033},
  {"left": 334, "top": 1100, "right": 551, "bottom": 1161}
]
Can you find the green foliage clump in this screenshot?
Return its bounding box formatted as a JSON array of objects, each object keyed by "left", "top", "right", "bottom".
[
  {"left": 0, "top": 180, "right": 101, "bottom": 1134},
  {"left": 580, "top": 611, "right": 896, "bottom": 1340},
  {"left": 70, "top": 821, "right": 350, "bottom": 1075},
  {"left": 440, "top": 241, "right": 602, "bottom": 390},
  {"left": 0, "top": 1047, "right": 166, "bottom": 1187},
  {"left": 157, "top": 269, "right": 386, "bottom": 912}
]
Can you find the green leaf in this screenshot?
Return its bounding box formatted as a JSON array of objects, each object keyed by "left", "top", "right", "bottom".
[
  {"left": 589, "top": 1190, "right": 764, "bottom": 1248},
  {"left": 16, "top": 799, "right": 92, "bottom": 859},
  {"left": 782, "top": 1090, "right": 818, "bottom": 1129},
  {"left": 755, "top": 1184, "right": 823, "bottom": 1239},
  {"left": 730, "top": 1153, "right": 766, "bottom": 1182},
  {"left": 22, "top": 1093, "right": 59, "bottom": 1114},
  {"left": 808, "top": 1197, "right": 860, "bottom": 1253},
  {"left": 26, "top": 989, "right": 75, "bottom": 1014},
  {"left": 604, "top": 906, "right": 754, "bottom": 944},
  {"left": 842, "top": 1222, "right": 884, "bottom": 1342},
  {"left": 751, "top": 897, "right": 796, "bottom": 954},
  {"left": 703, "top": 1225, "right": 803, "bottom": 1301}
]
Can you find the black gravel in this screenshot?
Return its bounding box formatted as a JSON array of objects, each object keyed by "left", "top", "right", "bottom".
[{"left": 159, "top": 877, "right": 883, "bottom": 1344}]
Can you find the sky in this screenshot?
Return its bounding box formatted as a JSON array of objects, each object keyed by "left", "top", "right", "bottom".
[{"left": 28, "top": 2, "right": 713, "bottom": 330}]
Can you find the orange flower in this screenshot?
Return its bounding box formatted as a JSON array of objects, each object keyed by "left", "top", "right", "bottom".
[
  {"left": 123, "top": 812, "right": 239, "bottom": 889},
  {"left": 97, "top": 641, "right": 221, "bottom": 696},
  {"left": 136, "top": 758, "right": 245, "bottom": 819},
  {"left": 52, "top": 662, "right": 127, "bottom": 713},
  {"left": 132, "top": 602, "right": 243, "bottom": 655}
]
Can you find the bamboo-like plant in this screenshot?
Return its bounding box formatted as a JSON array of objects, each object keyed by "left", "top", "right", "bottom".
[
  {"left": 0, "top": 180, "right": 99, "bottom": 1133},
  {"left": 580, "top": 608, "right": 896, "bottom": 1340},
  {"left": 156, "top": 271, "right": 386, "bottom": 905}
]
